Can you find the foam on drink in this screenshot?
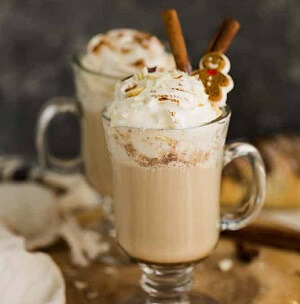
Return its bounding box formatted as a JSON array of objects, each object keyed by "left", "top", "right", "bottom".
[
  {"left": 106, "top": 68, "right": 220, "bottom": 129},
  {"left": 82, "top": 29, "right": 175, "bottom": 78}
]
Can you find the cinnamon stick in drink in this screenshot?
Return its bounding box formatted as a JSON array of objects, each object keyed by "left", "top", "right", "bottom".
[
  {"left": 162, "top": 9, "right": 192, "bottom": 73},
  {"left": 206, "top": 17, "right": 240, "bottom": 54}
]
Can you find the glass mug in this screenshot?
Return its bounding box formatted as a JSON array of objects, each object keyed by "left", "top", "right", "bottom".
[
  {"left": 36, "top": 53, "right": 127, "bottom": 264},
  {"left": 103, "top": 105, "right": 266, "bottom": 304},
  {"left": 36, "top": 53, "right": 119, "bottom": 195}
]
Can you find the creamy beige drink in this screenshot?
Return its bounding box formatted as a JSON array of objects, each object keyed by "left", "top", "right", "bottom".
[
  {"left": 114, "top": 163, "right": 222, "bottom": 264},
  {"left": 81, "top": 110, "right": 113, "bottom": 195},
  {"left": 104, "top": 69, "right": 229, "bottom": 264},
  {"left": 74, "top": 29, "right": 175, "bottom": 196}
]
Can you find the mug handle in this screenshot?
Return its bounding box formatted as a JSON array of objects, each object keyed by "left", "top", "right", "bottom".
[
  {"left": 220, "top": 142, "right": 266, "bottom": 231},
  {"left": 36, "top": 97, "right": 81, "bottom": 173}
]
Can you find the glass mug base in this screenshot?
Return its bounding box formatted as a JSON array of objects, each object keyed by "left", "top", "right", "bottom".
[{"left": 121, "top": 264, "right": 218, "bottom": 304}]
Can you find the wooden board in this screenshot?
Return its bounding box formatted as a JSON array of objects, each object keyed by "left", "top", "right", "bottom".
[{"left": 48, "top": 239, "right": 300, "bottom": 304}]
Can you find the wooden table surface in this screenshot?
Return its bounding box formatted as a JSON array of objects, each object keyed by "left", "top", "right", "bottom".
[{"left": 48, "top": 239, "right": 300, "bottom": 304}]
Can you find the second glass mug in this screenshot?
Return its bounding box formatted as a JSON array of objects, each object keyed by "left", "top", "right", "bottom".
[
  {"left": 102, "top": 105, "right": 266, "bottom": 304},
  {"left": 36, "top": 52, "right": 127, "bottom": 264}
]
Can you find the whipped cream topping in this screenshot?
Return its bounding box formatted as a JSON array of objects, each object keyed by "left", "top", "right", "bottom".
[
  {"left": 81, "top": 29, "right": 175, "bottom": 78},
  {"left": 105, "top": 68, "right": 220, "bottom": 129}
]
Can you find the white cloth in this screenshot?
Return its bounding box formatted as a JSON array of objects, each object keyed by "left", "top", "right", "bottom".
[
  {"left": 0, "top": 179, "right": 108, "bottom": 267},
  {"left": 0, "top": 226, "right": 65, "bottom": 304}
]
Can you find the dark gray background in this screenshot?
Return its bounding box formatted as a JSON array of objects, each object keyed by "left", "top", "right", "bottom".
[{"left": 0, "top": 0, "right": 299, "bottom": 158}]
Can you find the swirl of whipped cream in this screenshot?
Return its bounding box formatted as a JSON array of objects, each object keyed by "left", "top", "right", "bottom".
[
  {"left": 105, "top": 68, "right": 220, "bottom": 129},
  {"left": 81, "top": 29, "right": 175, "bottom": 78}
]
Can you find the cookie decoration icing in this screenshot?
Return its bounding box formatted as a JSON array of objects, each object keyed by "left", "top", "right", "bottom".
[{"left": 194, "top": 52, "right": 234, "bottom": 105}]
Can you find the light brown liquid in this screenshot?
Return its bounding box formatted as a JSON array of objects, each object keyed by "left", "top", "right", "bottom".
[
  {"left": 82, "top": 108, "right": 113, "bottom": 196},
  {"left": 113, "top": 161, "right": 221, "bottom": 264},
  {"left": 74, "top": 64, "right": 118, "bottom": 197}
]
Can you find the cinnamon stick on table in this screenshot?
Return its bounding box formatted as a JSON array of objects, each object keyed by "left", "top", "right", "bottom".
[
  {"left": 223, "top": 225, "right": 300, "bottom": 253},
  {"left": 206, "top": 17, "right": 240, "bottom": 54},
  {"left": 161, "top": 9, "right": 192, "bottom": 73}
]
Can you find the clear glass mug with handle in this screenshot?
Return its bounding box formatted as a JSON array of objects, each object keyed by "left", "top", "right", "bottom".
[
  {"left": 36, "top": 53, "right": 128, "bottom": 264},
  {"left": 102, "top": 105, "right": 266, "bottom": 304}
]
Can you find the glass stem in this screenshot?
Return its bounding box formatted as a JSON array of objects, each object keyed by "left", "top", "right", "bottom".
[{"left": 140, "top": 263, "right": 193, "bottom": 304}]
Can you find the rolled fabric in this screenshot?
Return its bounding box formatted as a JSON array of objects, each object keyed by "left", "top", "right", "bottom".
[{"left": 0, "top": 225, "right": 66, "bottom": 304}]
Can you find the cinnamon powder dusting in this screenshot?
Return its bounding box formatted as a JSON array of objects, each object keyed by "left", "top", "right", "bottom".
[
  {"left": 124, "top": 142, "right": 179, "bottom": 167},
  {"left": 168, "top": 110, "right": 176, "bottom": 117},
  {"left": 91, "top": 38, "right": 114, "bottom": 53},
  {"left": 121, "top": 139, "right": 211, "bottom": 168},
  {"left": 91, "top": 41, "right": 104, "bottom": 53},
  {"left": 121, "top": 47, "right": 131, "bottom": 54},
  {"left": 133, "top": 32, "right": 152, "bottom": 49},
  {"left": 113, "top": 130, "right": 214, "bottom": 168},
  {"left": 130, "top": 59, "right": 146, "bottom": 68},
  {"left": 174, "top": 87, "right": 187, "bottom": 92},
  {"left": 157, "top": 95, "right": 180, "bottom": 105}
]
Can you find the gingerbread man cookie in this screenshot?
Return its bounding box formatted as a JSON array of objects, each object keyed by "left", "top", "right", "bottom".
[{"left": 193, "top": 52, "right": 233, "bottom": 105}]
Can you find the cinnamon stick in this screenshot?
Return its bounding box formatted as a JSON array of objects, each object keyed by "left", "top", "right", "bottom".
[
  {"left": 206, "top": 17, "right": 240, "bottom": 54},
  {"left": 222, "top": 225, "right": 300, "bottom": 253},
  {"left": 235, "top": 242, "right": 260, "bottom": 263},
  {"left": 162, "top": 9, "right": 192, "bottom": 73}
]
